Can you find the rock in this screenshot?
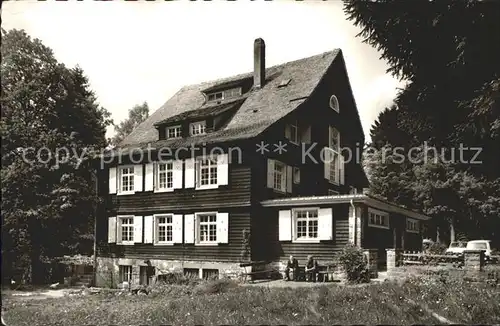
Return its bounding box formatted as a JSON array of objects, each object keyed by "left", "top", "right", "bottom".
[{"left": 49, "top": 282, "right": 60, "bottom": 289}]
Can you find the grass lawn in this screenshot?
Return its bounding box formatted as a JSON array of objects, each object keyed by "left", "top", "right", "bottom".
[{"left": 2, "top": 275, "right": 500, "bottom": 325}]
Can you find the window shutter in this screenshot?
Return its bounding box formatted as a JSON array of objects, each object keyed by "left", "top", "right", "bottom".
[
  {"left": 109, "top": 167, "right": 117, "bottom": 194},
  {"left": 134, "top": 164, "right": 143, "bottom": 192},
  {"left": 133, "top": 216, "right": 143, "bottom": 243},
  {"left": 278, "top": 210, "right": 292, "bottom": 241},
  {"left": 324, "top": 148, "right": 330, "bottom": 180},
  {"left": 145, "top": 163, "right": 154, "bottom": 191},
  {"left": 172, "top": 214, "right": 183, "bottom": 243},
  {"left": 286, "top": 165, "right": 293, "bottom": 193},
  {"left": 340, "top": 155, "right": 345, "bottom": 185},
  {"left": 108, "top": 216, "right": 117, "bottom": 243},
  {"left": 216, "top": 212, "right": 229, "bottom": 244},
  {"left": 284, "top": 124, "right": 291, "bottom": 140},
  {"left": 173, "top": 160, "right": 183, "bottom": 189},
  {"left": 301, "top": 125, "right": 311, "bottom": 144},
  {"left": 185, "top": 158, "right": 195, "bottom": 188},
  {"left": 217, "top": 153, "right": 229, "bottom": 186},
  {"left": 318, "top": 208, "right": 333, "bottom": 240},
  {"left": 184, "top": 214, "right": 195, "bottom": 244},
  {"left": 144, "top": 215, "right": 154, "bottom": 243},
  {"left": 267, "top": 159, "right": 275, "bottom": 188}
]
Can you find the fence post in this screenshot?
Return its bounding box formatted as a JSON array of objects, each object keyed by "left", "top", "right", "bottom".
[
  {"left": 463, "top": 250, "right": 485, "bottom": 273},
  {"left": 386, "top": 248, "right": 402, "bottom": 273},
  {"left": 363, "top": 249, "right": 378, "bottom": 278}
]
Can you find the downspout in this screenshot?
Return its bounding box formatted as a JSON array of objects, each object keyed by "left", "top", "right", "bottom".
[
  {"left": 92, "top": 169, "right": 98, "bottom": 287},
  {"left": 350, "top": 199, "right": 356, "bottom": 246}
]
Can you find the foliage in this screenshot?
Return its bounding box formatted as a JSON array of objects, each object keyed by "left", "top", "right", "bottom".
[
  {"left": 3, "top": 276, "right": 500, "bottom": 325},
  {"left": 338, "top": 244, "right": 368, "bottom": 283},
  {"left": 1, "top": 28, "right": 112, "bottom": 284},
  {"left": 345, "top": 0, "right": 500, "bottom": 243},
  {"left": 425, "top": 242, "right": 447, "bottom": 256},
  {"left": 110, "top": 102, "right": 149, "bottom": 146},
  {"left": 240, "top": 229, "right": 251, "bottom": 261}
]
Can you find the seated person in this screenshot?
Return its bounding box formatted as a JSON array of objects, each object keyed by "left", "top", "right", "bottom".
[
  {"left": 305, "top": 255, "right": 319, "bottom": 282},
  {"left": 284, "top": 255, "right": 299, "bottom": 281}
]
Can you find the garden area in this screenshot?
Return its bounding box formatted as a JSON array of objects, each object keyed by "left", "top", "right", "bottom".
[{"left": 2, "top": 268, "right": 500, "bottom": 325}]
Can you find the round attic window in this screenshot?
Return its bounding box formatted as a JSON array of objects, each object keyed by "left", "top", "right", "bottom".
[{"left": 329, "top": 95, "right": 339, "bottom": 112}]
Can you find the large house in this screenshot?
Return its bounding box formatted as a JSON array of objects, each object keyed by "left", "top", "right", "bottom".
[{"left": 96, "top": 39, "right": 431, "bottom": 287}]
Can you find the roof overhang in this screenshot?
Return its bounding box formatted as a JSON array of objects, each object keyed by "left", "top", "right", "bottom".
[{"left": 260, "top": 194, "right": 432, "bottom": 221}]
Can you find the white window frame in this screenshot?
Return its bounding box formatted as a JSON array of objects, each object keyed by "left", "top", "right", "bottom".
[
  {"left": 166, "top": 125, "right": 182, "bottom": 139},
  {"left": 292, "top": 207, "right": 320, "bottom": 243},
  {"left": 329, "top": 95, "right": 340, "bottom": 113},
  {"left": 118, "top": 165, "right": 135, "bottom": 195},
  {"left": 289, "top": 120, "right": 299, "bottom": 144},
  {"left": 195, "top": 212, "right": 218, "bottom": 245},
  {"left": 293, "top": 167, "right": 300, "bottom": 184},
  {"left": 155, "top": 161, "right": 174, "bottom": 192},
  {"left": 117, "top": 215, "right": 135, "bottom": 244},
  {"left": 154, "top": 214, "right": 174, "bottom": 245},
  {"left": 273, "top": 160, "right": 287, "bottom": 193},
  {"left": 189, "top": 121, "right": 206, "bottom": 136},
  {"left": 406, "top": 218, "right": 419, "bottom": 233},
  {"left": 368, "top": 208, "right": 390, "bottom": 229},
  {"left": 119, "top": 265, "right": 133, "bottom": 283},
  {"left": 207, "top": 91, "right": 224, "bottom": 102},
  {"left": 196, "top": 156, "right": 218, "bottom": 190},
  {"left": 328, "top": 127, "right": 340, "bottom": 185}
]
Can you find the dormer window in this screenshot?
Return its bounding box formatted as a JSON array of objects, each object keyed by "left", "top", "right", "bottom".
[
  {"left": 166, "top": 125, "right": 182, "bottom": 139},
  {"left": 206, "top": 87, "right": 242, "bottom": 102},
  {"left": 190, "top": 121, "right": 206, "bottom": 136}
]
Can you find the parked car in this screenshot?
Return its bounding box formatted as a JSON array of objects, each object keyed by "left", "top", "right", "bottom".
[
  {"left": 466, "top": 240, "right": 495, "bottom": 262},
  {"left": 445, "top": 241, "right": 467, "bottom": 255}
]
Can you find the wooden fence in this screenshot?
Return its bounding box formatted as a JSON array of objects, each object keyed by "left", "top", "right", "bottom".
[{"left": 402, "top": 251, "right": 500, "bottom": 266}]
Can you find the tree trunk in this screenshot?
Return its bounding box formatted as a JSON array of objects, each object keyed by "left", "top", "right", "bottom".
[
  {"left": 449, "top": 218, "right": 456, "bottom": 243},
  {"left": 436, "top": 226, "right": 441, "bottom": 243}
]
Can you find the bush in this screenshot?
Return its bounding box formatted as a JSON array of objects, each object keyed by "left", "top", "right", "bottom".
[
  {"left": 426, "top": 242, "right": 447, "bottom": 255},
  {"left": 338, "top": 244, "right": 369, "bottom": 283}
]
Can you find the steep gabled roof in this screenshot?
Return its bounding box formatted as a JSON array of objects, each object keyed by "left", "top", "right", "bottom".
[{"left": 118, "top": 49, "right": 341, "bottom": 149}]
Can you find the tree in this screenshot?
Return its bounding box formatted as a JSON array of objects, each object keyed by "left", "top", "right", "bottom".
[
  {"left": 110, "top": 102, "right": 149, "bottom": 146},
  {"left": 1, "top": 29, "right": 112, "bottom": 283},
  {"left": 345, "top": 0, "right": 500, "bottom": 243}
]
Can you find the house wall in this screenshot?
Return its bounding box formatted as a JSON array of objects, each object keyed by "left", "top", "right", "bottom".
[
  {"left": 361, "top": 205, "right": 423, "bottom": 265},
  {"left": 251, "top": 204, "right": 350, "bottom": 264}
]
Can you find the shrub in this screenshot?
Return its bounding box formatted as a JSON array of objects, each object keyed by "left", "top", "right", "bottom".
[
  {"left": 338, "top": 244, "right": 369, "bottom": 283},
  {"left": 425, "top": 242, "right": 447, "bottom": 255}
]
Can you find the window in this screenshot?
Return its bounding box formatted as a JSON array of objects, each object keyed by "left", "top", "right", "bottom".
[
  {"left": 119, "top": 265, "right": 132, "bottom": 283},
  {"left": 202, "top": 269, "right": 219, "bottom": 280},
  {"left": 368, "top": 208, "right": 389, "bottom": 229},
  {"left": 289, "top": 121, "right": 299, "bottom": 144},
  {"left": 118, "top": 216, "right": 134, "bottom": 243},
  {"left": 166, "top": 125, "right": 182, "bottom": 139},
  {"left": 273, "top": 161, "right": 287, "bottom": 192},
  {"left": 406, "top": 218, "right": 419, "bottom": 233},
  {"left": 328, "top": 127, "right": 340, "bottom": 184},
  {"left": 156, "top": 162, "right": 173, "bottom": 191},
  {"left": 329, "top": 95, "right": 340, "bottom": 112},
  {"left": 293, "top": 167, "right": 300, "bottom": 184},
  {"left": 207, "top": 92, "right": 223, "bottom": 101},
  {"left": 207, "top": 88, "right": 241, "bottom": 102},
  {"left": 119, "top": 166, "right": 134, "bottom": 193},
  {"left": 294, "top": 209, "right": 319, "bottom": 240},
  {"left": 184, "top": 268, "right": 200, "bottom": 279},
  {"left": 197, "top": 213, "right": 217, "bottom": 243},
  {"left": 197, "top": 157, "right": 218, "bottom": 187},
  {"left": 190, "top": 121, "right": 206, "bottom": 136},
  {"left": 349, "top": 186, "right": 358, "bottom": 194},
  {"left": 155, "top": 215, "right": 173, "bottom": 243},
  {"left": 328, "top": 189, "right": 339, "bottom": 195}
]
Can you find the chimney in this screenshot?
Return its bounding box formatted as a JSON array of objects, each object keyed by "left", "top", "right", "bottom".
[{"left": 253, "top": 38, "right": 265, "bottom": 89}]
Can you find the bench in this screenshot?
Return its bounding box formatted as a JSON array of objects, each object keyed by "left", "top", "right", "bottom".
[
  {"left": 284, "top": 262, "right": 338, "bottom": 282},
  {"left": 239, "top": 261, "right": 274, "bottom": 283}
]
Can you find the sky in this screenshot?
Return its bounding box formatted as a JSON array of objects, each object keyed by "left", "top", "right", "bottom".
[{"left": 2, "top": 0, "right": 403, "bottom": 141}]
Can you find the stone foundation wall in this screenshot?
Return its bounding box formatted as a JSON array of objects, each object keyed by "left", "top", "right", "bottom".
[{"left": 96, "top": 257, "right": 244, "bottom": 288}]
